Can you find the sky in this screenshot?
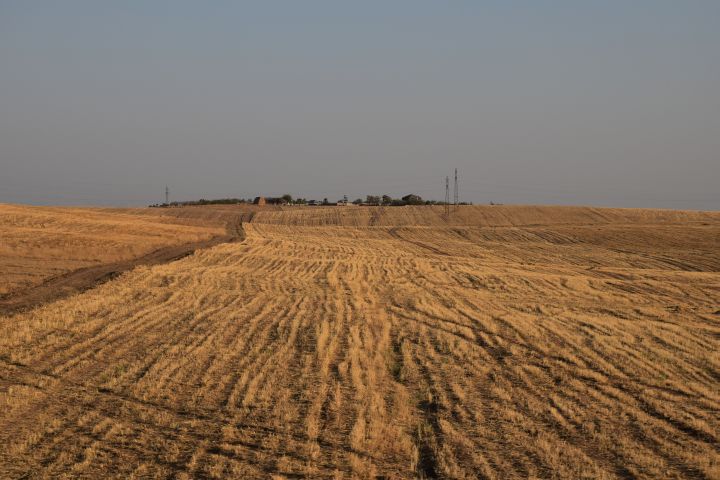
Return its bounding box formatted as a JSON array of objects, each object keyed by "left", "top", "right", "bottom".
[{"left": 1, "top": 1, "right": 719, "bottom": 209}]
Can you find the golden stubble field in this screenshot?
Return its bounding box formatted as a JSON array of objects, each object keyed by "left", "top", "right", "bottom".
[
  {"left": 0, "top": 205, "right": 718, "bottom": 479},
  {"left": 0, "top": 204, "right": 236, "bottom": 295}
]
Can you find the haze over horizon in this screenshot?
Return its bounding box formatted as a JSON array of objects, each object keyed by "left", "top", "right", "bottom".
[{"left": 1, "top": 1, "right": 719, "bottom": 210}]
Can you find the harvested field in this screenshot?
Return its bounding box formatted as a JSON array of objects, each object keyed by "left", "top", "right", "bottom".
[
  {"left": 0, "top": 205, "right": 719, "bottom": 478},
  {"left": 0, "top": 203, "right": 276, "bottom": 314},
  {"left": 0, "top": 204, "right": 234, "bottom": 296},
  {"left": 252, "top": 204, "right": 720, "bottom": 227}
]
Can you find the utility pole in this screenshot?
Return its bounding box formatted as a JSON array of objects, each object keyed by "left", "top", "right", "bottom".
[
  {"left": 165, "top": 185, "right": 169, "bottom": 205},
  {"left": 444, "top": 176, "right": 450, "bottom": 216},
  {"left": 454, "top": 168, "right": 459, "bottom": 211}
]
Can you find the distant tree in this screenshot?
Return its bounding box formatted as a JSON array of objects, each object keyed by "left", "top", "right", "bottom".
[
  {"left": 352, "top": 198, "right": 363, "bottom": 205},
  {"left": 381, "top": 195, "right": 392, "bottom": 206},
  {"left": 366, "top": 195, "right": 380, "bottom": 205},
  {"left": 295, "top": 198, "right": 307, "bottom": 205},
  {"left": 322, "top": 198, "right": 329, "bottom": 205},
  {"left": 281, "top": 194, "right": 293, "bottom": 204},
  {"left": 149, "top": 197, "right": 253, "bottom": 207}
]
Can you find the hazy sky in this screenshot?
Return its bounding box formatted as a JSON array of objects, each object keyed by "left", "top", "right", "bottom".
[{"left": 1, "top": 1, "right": 719, "bottom": 209}]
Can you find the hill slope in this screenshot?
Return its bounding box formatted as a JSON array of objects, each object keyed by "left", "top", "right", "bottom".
[
  {"left": 0, "top": 204, "right": 262, "bottom": 295},
  {"left": 0, "top": 206, "right": 718, "bottom": 478},
  {"left": 252, "top": 204, "right": 720, "bottom": 227}
]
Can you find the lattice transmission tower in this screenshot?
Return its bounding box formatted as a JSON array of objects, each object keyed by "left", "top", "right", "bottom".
[
  {"left": 454, "top": 168, "right": 459, "bottom": 210},
  {"left": 444, "top": 176, "right": 450, "bottom": 216}
]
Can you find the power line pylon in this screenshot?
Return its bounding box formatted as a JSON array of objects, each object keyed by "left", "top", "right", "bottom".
[
  {"left": 444, "top": 176, "right": 450, "bottom": 216},
  {"left": 454, "top": 168, "right": 459, "bottom": 211}
]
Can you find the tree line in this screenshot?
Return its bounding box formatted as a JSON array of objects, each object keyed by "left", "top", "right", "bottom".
[{"left": 151, "top": 193, "right": 472, "bottom": 207}]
